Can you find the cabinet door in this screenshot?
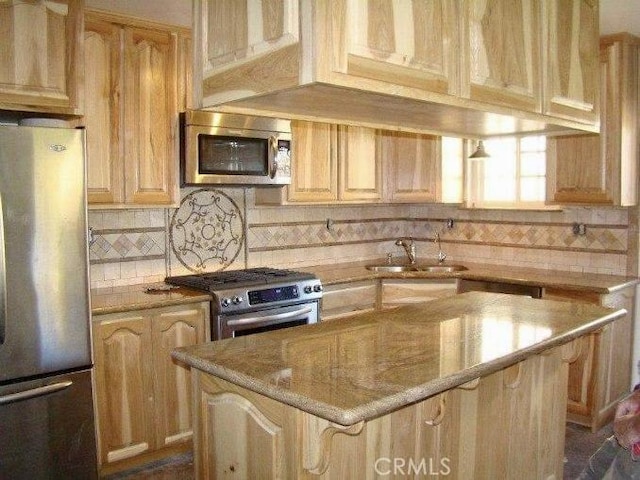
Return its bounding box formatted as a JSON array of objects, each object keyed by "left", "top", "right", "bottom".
[
  {"left": 543, "top": 0, "right": 599, "bottom": 124},
  {"left": 288, "top": 120, "right": 338, "bottom": 202},
  {"left": 546, "top": 134, "right": 610, "bottom": 204},
  {"left": 123, "top": 26, "right": 178, "bottom": 205},
  {"left": 0, "top": 0, "right": 82, "bottom": 114},
  {"left": 464, "top": 0, "right": 541, "bottom": 113},
  {"left": 152, "top": 304, "right": 208, "bottom": 448},
  {"left": 84, "top": 16, "right": 124, "bottom": 204},
  {"left": 339, "top": 0, "right": 460, "bottom": 96},
  {"left": 599, "top": 36, "right": 639, "bottom": 207},
  {"left": 381, "top": 131, "right": 441, "bottom": 203},
  {"left": 93, "top": 314, "right": 155, "bottom": 465},
  {"left": 195, "top": 0, "right": 299, "bottom": 105},
  {"left": 338, "top": 125, "right": 381, "bottom": 201}
]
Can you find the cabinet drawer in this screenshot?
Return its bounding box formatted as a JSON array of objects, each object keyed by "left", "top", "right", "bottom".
[{"left": 321, "top": 281, "right": 378, "bottom": 320}]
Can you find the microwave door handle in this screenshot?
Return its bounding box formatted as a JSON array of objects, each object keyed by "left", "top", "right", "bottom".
[
  {"left": 268, "top": 136, "right": 278, "bottom": 178},
  {"left": 0, "top": 191, "right": 5, "bottom": 345},
  {"left": 226, "top": 306, "right": 313, "bottom": 327}
]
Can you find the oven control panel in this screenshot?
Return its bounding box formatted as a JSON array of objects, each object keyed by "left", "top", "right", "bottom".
[
  {"left": 215, "top": 279, "right": 323, "bottom": 313},
  {"left": 249, "top": 285, "right": 299, "bottom": 305}
]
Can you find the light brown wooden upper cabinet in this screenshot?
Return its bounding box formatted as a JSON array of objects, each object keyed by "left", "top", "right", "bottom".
[
  {"left": 338, "top": 125, "right": 381, "bottom": 201},
  {"left": 286, "top": 120, "right": 338, "bottom": 202},
  {"left": 463, "top": 0, "right": 541, "bottom": 113},
  {"left": 380, "top": 131, "right": 441, "bottom": 203},
  {"left": 256, "top": 120, "right": 380, "bottom": 204},
  {"left": 194, "top": 0, "right": 600, "bottom": 137},
  {"left": 257, "top": 122, "right": 462, "bottom": 205},
  {"left": 83, "top": 11, "right": 190, "bottom": 207},
  {"left": 546, "top": 34, "right": 638, "bottom": 206},
  {"left": 543, "top": 0, "right": 599, "bottom": 124},
  {"left": 0, "top": 0, "right": 83, "bottom": 115}
]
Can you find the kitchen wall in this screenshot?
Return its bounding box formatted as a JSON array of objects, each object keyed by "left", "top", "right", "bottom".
[{"left": 88, "top": 188, "right": 631, "bottom": 289}]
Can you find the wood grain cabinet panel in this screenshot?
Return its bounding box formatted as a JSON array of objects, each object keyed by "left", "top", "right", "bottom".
[
  {"left": 256, "top": 121, "right": 382, "bottom": 204},
  {"left": 287, "top": 120, "right": 338, "bottom": 202},
  {"left": 93, "top": 302, "right": 209, "bottom": 474},
  {"left": 83, "top": 11, "right": 189, "bottom": 208},
  {"left": 192, "top": 344, "right": 572, "bottom": 479},
  {"left": 338, "top": 125, "right": 381, "bottom": 202},
  {"left": 543, "top": 287, "right": 634, "bottom": 431},
  {"left": 0, "top": 0, "right": 83, "bottom": 114},
  {"left": 547, "top": 34, "right": 639, "bottom": 206},
  {"left": 195, "top": 0, "right": 600, "bottom": 136},
  {"left": 93, "top": 314, "right": 155, "bottom": 465},
  {"left": 381, "top": 279, "right": 457, "bottom": 308},
  {"left": 84, "top": 17, "right": 123, "bottom": 204},
  {"left": 543, "top": 0, "right": 599, "bottom": 124},
  {"left": 380, "top": 131, "right": 441, "bottom": 203},
  {"left": 464, "top": 0, "right": 541, "bottom": 113},
  {"left": 152, "top": 306, "right": 207, "bottom": 449},
  {"left": 123, "top": 26, "right": 177, "bottom": 205},
  {"left": 340, "top": 0, "right": 460, "bottom": 96}
]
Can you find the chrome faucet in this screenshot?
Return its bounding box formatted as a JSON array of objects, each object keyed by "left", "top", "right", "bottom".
[
  {"left": 435, "top": 233, "right": 447, "bottom": 264},
  {"left": 395, "top": 237, "right": 416, "bottom": 264}
]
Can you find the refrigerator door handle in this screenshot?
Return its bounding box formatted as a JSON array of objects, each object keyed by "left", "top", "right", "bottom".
[
  {"left": 0, "top": 380, "right": 73, "bottom": 405},
  {"left": 0, "top": 191, "right": 5, "bottom": 344}
]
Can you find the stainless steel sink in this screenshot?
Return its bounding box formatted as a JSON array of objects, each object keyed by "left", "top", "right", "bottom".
[
  {"left": 366, "top": 265, "right": 419, "bottom": 272},
  {"left": 365, "top": 264, "right": 467, "bottom": 273}
]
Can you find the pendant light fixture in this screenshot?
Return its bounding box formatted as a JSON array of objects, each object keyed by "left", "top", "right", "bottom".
[{"left": 469, "top": 140, "right": 490, "bottom": 159}]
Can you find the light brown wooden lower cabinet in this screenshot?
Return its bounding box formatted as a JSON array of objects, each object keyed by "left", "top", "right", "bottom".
[
  {"left": 191, "top": 342, "right": 575, "bottom": 479},
  {"left": 544, "top": 286, "right": 635, "bottom": 431},
  {"left": 92, "top": 302, "right": 209, "bottom": 475}
]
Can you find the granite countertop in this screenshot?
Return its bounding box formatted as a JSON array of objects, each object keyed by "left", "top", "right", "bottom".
[
  {"left": 91, "top": 283, "right": 212, "bottom": 316},
  {"left": 90, "top": 259, "right": 638, "bottom": 315},
  {"left": 306, "top": 259, "right": 640, "bottom": 294},
  {"left": 173, "top": 291, "right": 624, "bottom": 426}
]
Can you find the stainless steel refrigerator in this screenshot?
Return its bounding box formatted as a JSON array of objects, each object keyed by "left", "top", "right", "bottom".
[{"left": 0, "top": 125, "right": 98, "bottom": 478}]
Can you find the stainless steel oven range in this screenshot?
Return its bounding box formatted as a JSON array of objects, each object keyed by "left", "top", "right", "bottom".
[{"left": 165, "top": 268, "right": 323, "bottom": 340}]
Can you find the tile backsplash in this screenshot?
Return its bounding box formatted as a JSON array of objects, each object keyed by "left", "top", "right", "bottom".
[{"left": 88, "top": 187, "right": 632, "bottom": 289}]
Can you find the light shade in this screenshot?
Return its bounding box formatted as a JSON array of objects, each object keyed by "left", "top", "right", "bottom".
[{"left": 469, "top": 140, "right": 490, "bottom": 159}]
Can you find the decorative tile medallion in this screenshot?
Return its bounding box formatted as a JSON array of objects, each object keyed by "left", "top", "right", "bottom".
[{"left": 170, "top": 189, "right": 245, "bottom": 272}]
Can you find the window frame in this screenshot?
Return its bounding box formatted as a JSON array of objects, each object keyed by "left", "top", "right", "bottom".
[{"left": 465, "top": 136, "right": 548, "bottom": 210}]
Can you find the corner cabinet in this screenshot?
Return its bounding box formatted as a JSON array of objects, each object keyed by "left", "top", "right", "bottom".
[
  {"left": 0, "top": 0, "right": 83, "bottom": 115},
  {"left": 92, "top": 302, "right": 209, "bottom": 475},
  {"left": 83, "top": 11, "right": 191, "bottom": 207},
  {"left": 547, "top": 33, "right": 639, "bottom": 206},
  {"left": 194, "top": 0, "right": 600, "bottom": 137},
  {"left": 543, "top": 287, "right": 634, "bottom": 432}
]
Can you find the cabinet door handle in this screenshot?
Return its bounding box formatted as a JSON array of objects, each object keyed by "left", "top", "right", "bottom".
[{"left": 0, "top": 380, "right": 73, "bottom": 405}]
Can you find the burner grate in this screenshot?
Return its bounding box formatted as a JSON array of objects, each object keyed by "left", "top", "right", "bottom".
[{"left": 165, "top": 267, "right": 316, "bottom": 291}]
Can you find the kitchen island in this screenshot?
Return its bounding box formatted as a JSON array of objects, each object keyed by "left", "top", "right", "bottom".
[{"left": 173, "top": 292, "right": 625, "bottom": 479}]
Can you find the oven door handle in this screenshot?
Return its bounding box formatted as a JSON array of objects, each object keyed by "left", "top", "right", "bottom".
[{"left": 226, "top": 306, "right": 313, "bottom": 327}]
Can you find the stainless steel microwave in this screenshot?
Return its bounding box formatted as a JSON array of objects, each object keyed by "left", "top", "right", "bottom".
[{"left": 181, "top": 111, "right": 291, "bottom": 186}]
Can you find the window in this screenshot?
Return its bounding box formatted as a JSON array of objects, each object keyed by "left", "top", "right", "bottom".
[{"left": 466, "top": 135, "right": 546, "bottom": 209}]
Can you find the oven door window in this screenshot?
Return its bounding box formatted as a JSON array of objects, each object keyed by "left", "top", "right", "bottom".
[
  {"left": 219, "top": 302, "right": 319, "bottom": 340},
  {"left": 198, "top": 135, "right": 268, "bottom": 175}
]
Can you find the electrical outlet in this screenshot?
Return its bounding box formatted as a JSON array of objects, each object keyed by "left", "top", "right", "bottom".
[
  {"left": 572, "top": 223, "right": 587, "bottom": 235},
  {"left": 446, "top": 218, "right": 454, "bottom": 229}
]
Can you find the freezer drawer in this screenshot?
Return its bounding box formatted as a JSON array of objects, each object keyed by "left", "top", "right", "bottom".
[{"left": 0, "top": 369, "right": 97, "bottom": 479}]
